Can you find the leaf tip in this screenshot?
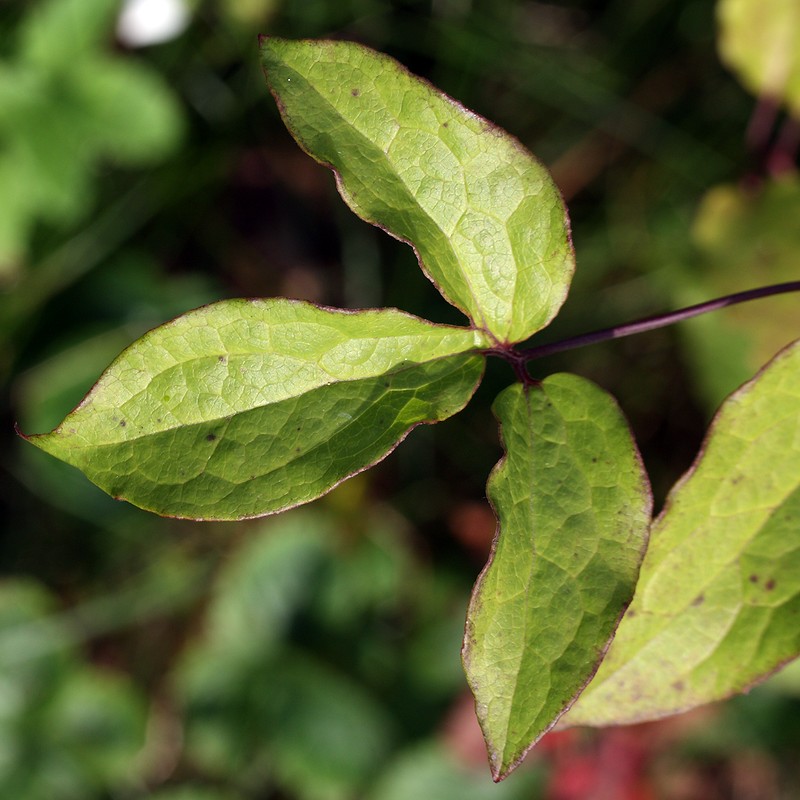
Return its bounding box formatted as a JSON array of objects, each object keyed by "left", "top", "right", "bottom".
[
  {"left": 491, "top": 747, "right": 527, "bottom": 783},
  {"left": 258, "top": 34, "right": 286, "bottom": 70},
  {"left": 14, "top": 422, "right": 52, "bottom": 454}
]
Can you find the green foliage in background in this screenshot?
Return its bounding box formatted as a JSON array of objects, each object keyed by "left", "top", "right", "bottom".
[
  {"left": 0, "top": 0, "right": 182, "bottom": 281},
  {"left": 679, "top": 177, "right": 800, "bottom": 408},
  {"left": 0, "top": 581, "right": 147, "bottom": 799},
  {"left": 718, "top": 0, "right": 800, "bottom": 114}
]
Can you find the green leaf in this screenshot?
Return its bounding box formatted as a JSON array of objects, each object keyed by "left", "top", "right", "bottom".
[
  {"left": 0, "top": 579, "right": 147, "bottom": 798},
  {"left": 19, "top": 0, "right": 121, "bottom": 70},
  {"left": 71, "top": 57, "right": 184, "bottom": 164},
  {"left": 260, "top": 37, "right": 574, "bottom": 344},
  {"left": 175, "top": 513, "right": 396, "bottom": 792},
  {"left": 2, "top": 92, "right": 95, "bottom": 223},
  {"left": 717, "top": 0, "right": 800, "bottom": 113},
  {"left": 43, "top": 667, "right": 147, "bottom": 786},
  {"left": 462, "top": 376, "right": 651, "bottom": 780},
  {"left": 203, "top": 511, "right": 333, "bottom": 656},
  {"left": 563, "top": 338, "right": 800, "bottom": 727},
  {"left": 0, "top": 0, "right": 183, "bottom": 273},
  {"left": 26, "top": 299, "right": 487, "bottom": 520}
]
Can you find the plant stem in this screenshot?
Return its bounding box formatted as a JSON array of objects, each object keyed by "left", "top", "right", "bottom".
[{"left": 521, "top": 281, "right": 800, "bottom": 362}]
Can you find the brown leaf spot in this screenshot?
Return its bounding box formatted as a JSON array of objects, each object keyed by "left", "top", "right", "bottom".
[
  {"left": 691, "top": 594, "right": 704, "bottom": 606},
  {"left": 765, "top": 579, "right": 776, "bottom": 591},
  {"left": 672, "top": 680, "right": 685, "bottom": 691},
  {"left": 749, "top": 574, "right": 759, "bottom": 583},
  {"left": 206, "top": 433, "right": 217, "bottom": 442},
  {"left": 351, "top": 88, "right": 360, "bottom": 97}
]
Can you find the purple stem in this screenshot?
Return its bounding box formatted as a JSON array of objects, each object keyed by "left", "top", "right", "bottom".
[
  {"left": 520, "top": 281, "right": 800, "bottom": 362},
  {"left": 768, "top": 115, "right": 800, "bottom": 176},
  {"left": 745, "top": 95, "right": 780, "bottom": 155}
]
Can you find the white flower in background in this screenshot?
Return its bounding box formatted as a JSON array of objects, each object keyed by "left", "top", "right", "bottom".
[{"left": 117, "top": 0, "right": 190, "bottom": 47}]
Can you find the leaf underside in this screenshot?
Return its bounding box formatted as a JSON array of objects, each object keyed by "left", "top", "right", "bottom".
[
  {"left": 563, "top": 338, "right": 800, "bottom": 727},
  {"left": 27, "top": 299, "right": 487, "bottom": 520},
  {"left": 260, "top": 36, "right": 575, "bottom": 345},
  {"left": 463, "top": 375, "right": 652, "bottom": 780}
]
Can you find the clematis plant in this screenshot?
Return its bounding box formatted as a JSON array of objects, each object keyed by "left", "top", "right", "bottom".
[{"left": 23, "top": 38, "right": 800, "bottom": 780}]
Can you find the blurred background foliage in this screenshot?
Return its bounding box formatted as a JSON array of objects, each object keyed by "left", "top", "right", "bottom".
[{"left": 1, "top": 0, "right": 799, "bottom": 797}]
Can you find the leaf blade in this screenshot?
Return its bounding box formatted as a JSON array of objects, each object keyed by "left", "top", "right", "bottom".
[
  {"left": 260, "top": 37, "right": 574, "bottom": 344},
  {"left": 462, "top": 376, "right": 651, "bottom": 780},
  {"left": 26, "top": 299, "right": 487, "bottom": 520},
  {"left": 563, "top": 338, "right": 800, "bottom": 727}
]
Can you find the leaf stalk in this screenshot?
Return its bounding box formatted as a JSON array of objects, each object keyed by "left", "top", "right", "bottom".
[{"left": 519, "top": 281, "right": 800, "bottom": 362}]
